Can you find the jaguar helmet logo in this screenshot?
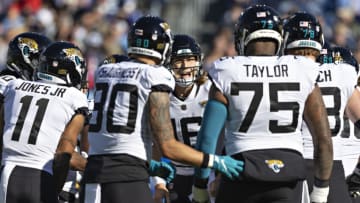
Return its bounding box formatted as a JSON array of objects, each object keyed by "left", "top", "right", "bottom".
[
  {"left": 62, "top": 48, "right": 85, "bottom": 75},
  {"left": 18, "top": 37, "right": 39, "bottom": 53},
  {"left": 103, "top": 56, "right": 116, "bottom": 64},
  {"left": 17, "top": 37, "right": 39, "bottom": 65},
  {"left": 62, "top": 48, "right": 83, "bottom": 60}
]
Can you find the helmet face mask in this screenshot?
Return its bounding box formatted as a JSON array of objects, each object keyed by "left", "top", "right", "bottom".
[
  {"left": 283, "top": 12, "right": 324, "bottom": 52},
  {"left": 234, "top": 5, "right": 283, "bottom": 55},
  {"left": 127, "top": 16, "right": 173, "bottom": 65},
  {"left": 6, "top": 32, "right": 52, "bottom": 80},
  {"left": 169, "top": 35, "right": 203, "bottom": 87},
  {"left": 37, "top": 41, "right": 86, "bottom": 89},
  {"left": 170, "top": 56, "right": 201, "bottom": 87}
]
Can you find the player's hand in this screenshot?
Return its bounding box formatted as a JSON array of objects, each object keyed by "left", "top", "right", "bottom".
[
  {"left": 192, "top": 186, "right": 210, "bottom": 203},
  {"left": 148, "top": 160, "right": 176, "bottom": 183},
  {"left": 310, "top": 186, "right": 329, "bottom": 203},
  {"left": 211, "top": 155, "right": 244, "bottom": 180},
  {"left": 347, "top": 167, "right": 360, "bottom": 198},
  {"left": 154, "top": 183, "right": 170, "bottom": 203}
]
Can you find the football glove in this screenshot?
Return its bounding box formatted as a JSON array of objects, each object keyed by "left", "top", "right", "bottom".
[
  {"left": 211, "top": 155, "right": 244, "bottom": 180},
  {"left": 148, "top": 160, "right": 176, "bottom": 183},
  {"left": 347, "top": 166, "right": 360, "bottom": 198},
  {"left": 192, "top": 186, "right": 210, "bottom": 203}
]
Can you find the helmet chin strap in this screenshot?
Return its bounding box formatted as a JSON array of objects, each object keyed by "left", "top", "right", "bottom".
[
  {"left": 174, "top": 81, "right": 194, "bottom": 100},
  {"left": 175, "top": 78, "right": 194, "bottom": 87},
  {"left": 8, "top": 63, "right": 32, "bottom": 80},
  {"left": 66, "top": 73, "right": 81, "bottom": 89}
]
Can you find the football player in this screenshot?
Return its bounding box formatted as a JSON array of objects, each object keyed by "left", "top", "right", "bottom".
[
  {"left": 192, "top": 5, "right": 333, "bottom": 203},
  {"left": 82, "top": 16, "right": 243, "bottom": 203},
  {"left": 335, "top": 47, "right": 360, "bottom": 202},
  {"left": 0, "top": 32, "right": 52, "bottom": 145},
  {"left": 1, "top": 32, "right": 52, "bottom": 82},
  {"left": 153, "top": 34, "right": 216, "bottom": 203},
  {"left": 0, "top": 41, "right": 89, "bottom": 203},
  {"left": 60, "top": 69, "right": 91, "bottom": 203},
  {"left": 283, "top": 12, "right": 354, "bottom": 203}
]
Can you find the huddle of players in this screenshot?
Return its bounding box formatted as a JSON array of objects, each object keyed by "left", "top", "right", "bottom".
[
  {"left": 1, "top": 4, "right": 360, "bottom": 203},
  {"left": 156, "top": 5, "right": 360, "bottom": 203},
  {"left": 149, "top": 5, "right": 360, "bottom": 203}
]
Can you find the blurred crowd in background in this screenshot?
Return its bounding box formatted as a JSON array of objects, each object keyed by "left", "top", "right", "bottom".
[{"left": 1, "top": 0, "right": 360, "bottom": 92}]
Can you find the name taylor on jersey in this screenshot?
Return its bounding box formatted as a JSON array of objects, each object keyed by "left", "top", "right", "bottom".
[
  {"left": 15, "top": 81, "right": 67, "bottom": 97},
  {"left": 244, "top": 64, "right": 289, "bottom": 77}
]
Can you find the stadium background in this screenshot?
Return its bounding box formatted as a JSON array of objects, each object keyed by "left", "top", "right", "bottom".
[{"left": 1, "top": 0, "right": 360, "bottom": 94}]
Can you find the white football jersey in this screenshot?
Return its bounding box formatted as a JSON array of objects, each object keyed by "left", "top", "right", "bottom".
[
  {"left": 302, "top": 63, "right": 357, "bottom": 160},
  {"left": 0, "top": 79, "right": 88, "bottom": 174},
  {"left": 208, "top": 55, "right": 319, "bottom": 155},
  {"left": 88, "top": 61, "right": 175, "bottom": 161},
  {"left": 0, "top": 75, "right": 17, "bottom": 86},
  {"left": 341, "top": 86, "right": 360, "bottom": 176},
  {"left": 169, "top": 80, "right": 211, "bottom": 175},
  {"left": 341, "top": 119, "right": 360, "bottom": 176}
]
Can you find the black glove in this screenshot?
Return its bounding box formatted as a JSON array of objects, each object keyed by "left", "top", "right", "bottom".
[{"left": 347, "top": 164, "right": 360, "bottom": 198}]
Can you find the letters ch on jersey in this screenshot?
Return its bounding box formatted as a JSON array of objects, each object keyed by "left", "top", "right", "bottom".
[{"left": 316, "top": 69, "right": 332, "bottom": 82}]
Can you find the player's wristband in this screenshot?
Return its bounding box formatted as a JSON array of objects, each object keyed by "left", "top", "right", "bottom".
[
  {"left": 314, "top": 177, "right": 330, "bottom": 187},
  {"left": 152, "top": 176, "right": 166, "bottom": 185},
  {"left": 201, "top": 153, "right": 215, "bottom": 168},
  {"left": 310, "top": 185, "right": 329, "bottom": 202},
  {"left": 81, "top": 151, "right": 88, "bottom": 159},
  {"left": 194, "top": 177, "right": 209, "bottom": 189},
  {"left": 201, "top": 153, "right": 209, "bottom": 168}
]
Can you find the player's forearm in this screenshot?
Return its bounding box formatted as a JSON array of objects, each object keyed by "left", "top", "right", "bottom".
[
  {"left": 149, "top": 91, "right": 205, "bottom": 167},
  {"left": 313, "top": 138, "right": 333, "bottom": 180},
  {"left": 152, "top": 140, "right": 162, "bottom": 161},
  {"left": 346, "top": 89, "right": 360, "bottom": 125},
  {"left": 150, "top": 111, "right": 204, "bottom": 166},
  {"left": 159, "top": 139, "right": 204, "bottom": 167},
  {"left": 312, "top": 102, "right": 333, "bottom": 181},
  {"left": 304, "top": 86, "right": 333, "bottom": 180},
  {"left": 80, "top": 124, "right": 89, "bottom": 153},
  {"left": 57, "top": 114, "right": 85, "bottom": 154},
  {"left": 53, "top": 152, "right": 71, "bottom": 194},
  {"left": 194, "top": 99, "right": 227, "bottom": 179},
  {"left": 149, "top": 91, "right": 175, "bottom": 144}
]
